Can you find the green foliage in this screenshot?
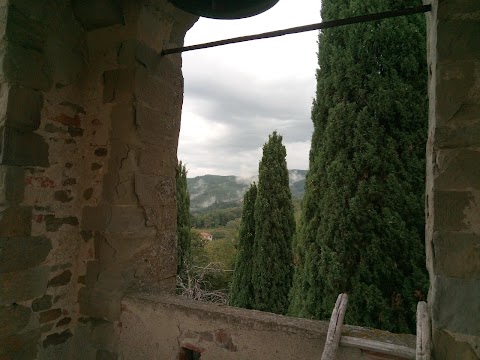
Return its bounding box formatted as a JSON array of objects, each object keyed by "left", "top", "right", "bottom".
[
  {"left": 176, "top": 161, "right": 191, "bottom": 275},
  {"left": 191, "top": 206, "right": 243, "bottom": 228},
  {"left": 230, "top": 183, "right": 257, "bottom": 308},
  {"left": 252, "top": 132, "right": 295, "bottom": 314},
  {"left": 204, "top": 239, "right": 237, "bottom": 291},
  {"left": 289, "top": 0, "right": 428, "bottom": 333}
]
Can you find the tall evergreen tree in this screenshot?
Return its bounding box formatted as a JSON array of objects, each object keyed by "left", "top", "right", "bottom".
[
  {"left": 176, "top": 161, "right": 191, "bottom": 275},
  {"left": 289, "top": 1, "right": 428, "bottom": 333},
  {"left": 252, "top": 132, "right": 295, "bottom": 314},
  {"left": 229, "top": 183, "right": 257, "bottom": 308}
]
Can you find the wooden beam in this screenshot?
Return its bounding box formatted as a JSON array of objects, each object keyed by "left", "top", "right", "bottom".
[
  {"left": 340, "top": 337, "right": 416, "bottom": 359},
  {"left": 321, "top": 293, "right": 348, "bottom": 360},
  {"left": 416, "top": 301, "right": 431, "bottom": 360}
]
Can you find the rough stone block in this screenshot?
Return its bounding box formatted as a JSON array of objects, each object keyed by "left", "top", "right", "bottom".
[
  {"left": 134, "top": 66, "right": 179, "bottom": 113},
  {"left": 39, "top": 308, "right": 62, "bottom": 324},
  {"left": 433, "top": 329, "right": 479, "bottom": 360},
  {"left": 103, "top": 68, "right": 135, "bottom": 104},
  {"left": 435, "top": 61, "right": 477, "bottom": 126},
  {"left": 5, "top": 5, "right": 45, "bottom": 51},
  {"left": 437, "top": 20, "right": 480, "bottom": 62},
  {"left": 0, "top": 126, "right": 49, "bottom": 167},
  {"left": 0, "top": 266, "right": 49, "bottom": 305},
  {"left": 48, "top": 270, "right": 72, "bottom": 288},
  {"left": 72, "top": 0, "right": 124, "bottom": 31},
  {"left": 32, "top": 294, "right": 53, "bottom": 312},
  {"left": 138, "top": 143, "right": 176, "bottom": 178},
  {"left": 0, "top": 85, "right": 43, "bottom": 132},
  {"left": 0, "top": 206, "right": 32, "bottom": 237},
  {"left": 0, "top": 236, "right": 52, "bottom": 273},
  {"left": 436, "top": 149, "right": 480, "bottom": 190},
  {"left": 433, "top": 231, "right": 480, "bottom": 279},
  {"left": 0, "top": 42, "right": 51, "bottom": 90},
  {"left": 45, "top": 215, "right": 79, "bottom": 232},
  {"left": 106, "top": 205, "right": 150, "bottom": 233},
  {"left": 0, "top": 330, "right": 40, "bottom": 360},
  {"left": 42, "top": 329, "right": 73, "bottom": 348},
  {"left": 136, "top": 104, "right": 178, "bottom": 147},
  {"left": 0, "top": 165, "right": 24, "bottom": 205},
  {"left": 137, "top": 8, "right": 172, "bottom": 53},
  {"left": 432, "top": 275, "right": 480, "bottom": 336},
  {"left": 78, "top": 287, "right": 121, "bottom": 321},
  {"left": 110, "top": 104, "right": 136, "bottom": 142},
  {"left": 81, "top": 204, "right": 111, "bottom": 231},
  {"left": 433, "top": 190, "right": 472, "bottom": 231},
  {"left": 135, "top": 173, "right": 175, "bottom": 207},
  {"left": 96, "top": 349, "right": 118, "bottom": 360},
  {"left": 0, "top": 303, "right": 31, "bottom": 337}
]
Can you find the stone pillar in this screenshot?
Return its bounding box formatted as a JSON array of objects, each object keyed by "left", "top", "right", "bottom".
[
  {"left": 426, "top": 1, "right": 480, "bottom": 359},
  {"left": 0, "top": 0, "right": 195, "bottom": 359}
]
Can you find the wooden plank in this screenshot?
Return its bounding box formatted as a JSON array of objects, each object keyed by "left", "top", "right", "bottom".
[
  {"left": 416, "top": 301, "right": 431, "bottom": 360},
  {"left": 321, "top": 293, "right": 348, "bottom": 360},
  {"left": 340, "top": 337, "right": 416, "bottom": 359}
]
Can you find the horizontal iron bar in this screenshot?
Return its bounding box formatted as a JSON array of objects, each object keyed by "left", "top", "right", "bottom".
[{"left": 162, "top": 4, "right": 431, "bottom": 55}]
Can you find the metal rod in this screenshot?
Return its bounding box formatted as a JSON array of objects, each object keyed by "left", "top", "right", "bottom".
[{"left": 162, "top": 4, "right": 431, "bottom": 55}]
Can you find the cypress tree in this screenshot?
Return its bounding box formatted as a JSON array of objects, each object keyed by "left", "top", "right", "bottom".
[
  {"left": 229, "top": 183, "right": 257, "bottom": 308},
  {"left": 252, "top": 132, "right": 295, "bottom": 314},
  {"left": 176, "top": 161, "right": 191, "bottom": 275},
  {"left": 289, "top": 0, "right": 428, "bottom": 333}
]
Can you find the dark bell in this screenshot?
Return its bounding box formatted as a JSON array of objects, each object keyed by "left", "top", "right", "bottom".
[{"left": 168, "top": 0, "right": 279, "bottom": 20}]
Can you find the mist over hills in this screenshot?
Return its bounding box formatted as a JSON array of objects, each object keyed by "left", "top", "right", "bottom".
[{"left": 187, "top": 170, "right": 307, "bottom": 212}]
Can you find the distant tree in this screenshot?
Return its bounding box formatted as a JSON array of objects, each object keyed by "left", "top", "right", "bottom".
[
  {"left": 176, "top": 161, "right": 191, "bottom": 275},
  {"left": 252, "top": 132, "right": 295, "bottom": 314},
  {"left": 289, "top": 0, "right": 428, "bottom": 333},
  {"left": 229, "top": 183, "right": 257, "bottom": 309}
]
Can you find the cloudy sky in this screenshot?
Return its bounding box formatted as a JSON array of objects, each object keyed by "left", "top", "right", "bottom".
[{"left": 177, "top": 0, "right": 322, "bottom": 177}]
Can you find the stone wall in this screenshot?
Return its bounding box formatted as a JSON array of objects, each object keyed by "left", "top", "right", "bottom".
[
  {"left": 119, "top": 293, "right": 417, "bottom": 360},
  {"left": 0, "top": 1, "right": 195, "bottom": 359},
  {"left": 426, "top": 1, "right": 480, "bottom": 359}
]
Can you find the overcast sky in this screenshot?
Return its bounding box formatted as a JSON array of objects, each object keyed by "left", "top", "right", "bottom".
[{"left": 177, "top": 0, "right": 322, "bottom": 177}]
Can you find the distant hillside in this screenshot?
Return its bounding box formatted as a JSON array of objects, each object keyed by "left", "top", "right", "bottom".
[{"left": 187, "top": 169, "right": 307, "bottom": 212}]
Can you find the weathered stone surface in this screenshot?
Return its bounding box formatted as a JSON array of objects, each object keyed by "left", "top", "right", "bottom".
[
  {"left": 134, "top": 66, "right": 178, "bottom": 112},
  {"left": 0, "top": 266, "right": 49, "bottom": 305},
  {"left": 67, "top": 126, "right": 84, "bottom": 137},
  {"left": 95, "top": 148, "right": 108, "bottom": 156},
  {"left": 63, "top": 178, "right": 76, "bottom": 186},
  {"left": 81, "top": 204, "right": 111, "bottom": 231},
  {"left": 39, "top": 308, "right": 62, "bottom": 323},
  {"left": 45, "top": 215, "right": 79, "bottom": 231},
  {"left": 0, "top": 206, "right": 32, "bottom": 237},
  {"left": 0, "top": 126, "right": 49, "bottom": 167},
  {"left": 78, "top": 287, "right": 121, "bottom": 321},
  {"left": 43, "top": 329, "right": 73, "bottom": 348},
  {"left": 110, "top": 104, "right": 135, "bottom": 142},
  {"left": 56, "top": 317, "right": 72, "bottom": 327},
  {"left": 1, "top": 85, "right": 43, "bottom": 132},
  {"left": 433, "top": 231, "right": 480, "bottom": 279},
  {"left": 80, "top": 230, "right": 93, "bottom": 241},
  {"left": 433, "top": 328, "right": 479, "bottom": 360},
  {"left": 96, "top": 349, "right": 118, "bottom": 360},
  {"left": 432, "top": 276, "right": 480, "bottom": 336},
  {"left": 54, "top": 190, "right": 73, "bottom": 203},
  {"left": 435, "top": 149, "right": 480, "bottom": 190},
  {"left": 0, "top": 303, "right": 31, "bottom": 337},
  {"left": 136, "top": 104, "right": 178, "bottom": 147},
  {"left": 48, "top": 270, "right": 72, "bottom": 287},
  {"left": 0, "top": 165, "right": 24, "bottom": 205},
  {"left": 91, "top": 163, "right": 103, "bottom": 170},
  {"left": 106, "top": 205, "right": 150, "bottom": 233},
  {"left": 32, "top": 294, "right": 53, "bottom": 312},
  {"left": 0, "top": 43, "right": 51, "bottom": 90},
  {"left": 135, "top": 173, "right": 175, "bottom": 207},
  {"left": 437, "top": 20, "right": 480, "bottom": 62},
  {"left": 72, "top": 0, "right": 124, "bottom": 31},
  {"left": 0, "top": 236, "right": 52, "bottom": 273},
  {"left": 138, "top": 143, "right": 176, "bottom": 177},
  {"left": 0, "top": 330, "right": 40, "bottom": 360},
  {"left": 103, "top": 68, "right": 134, "bottom": 103},
  {"left": 433, "top": 191, "right": 472, "bottom": 231}
]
